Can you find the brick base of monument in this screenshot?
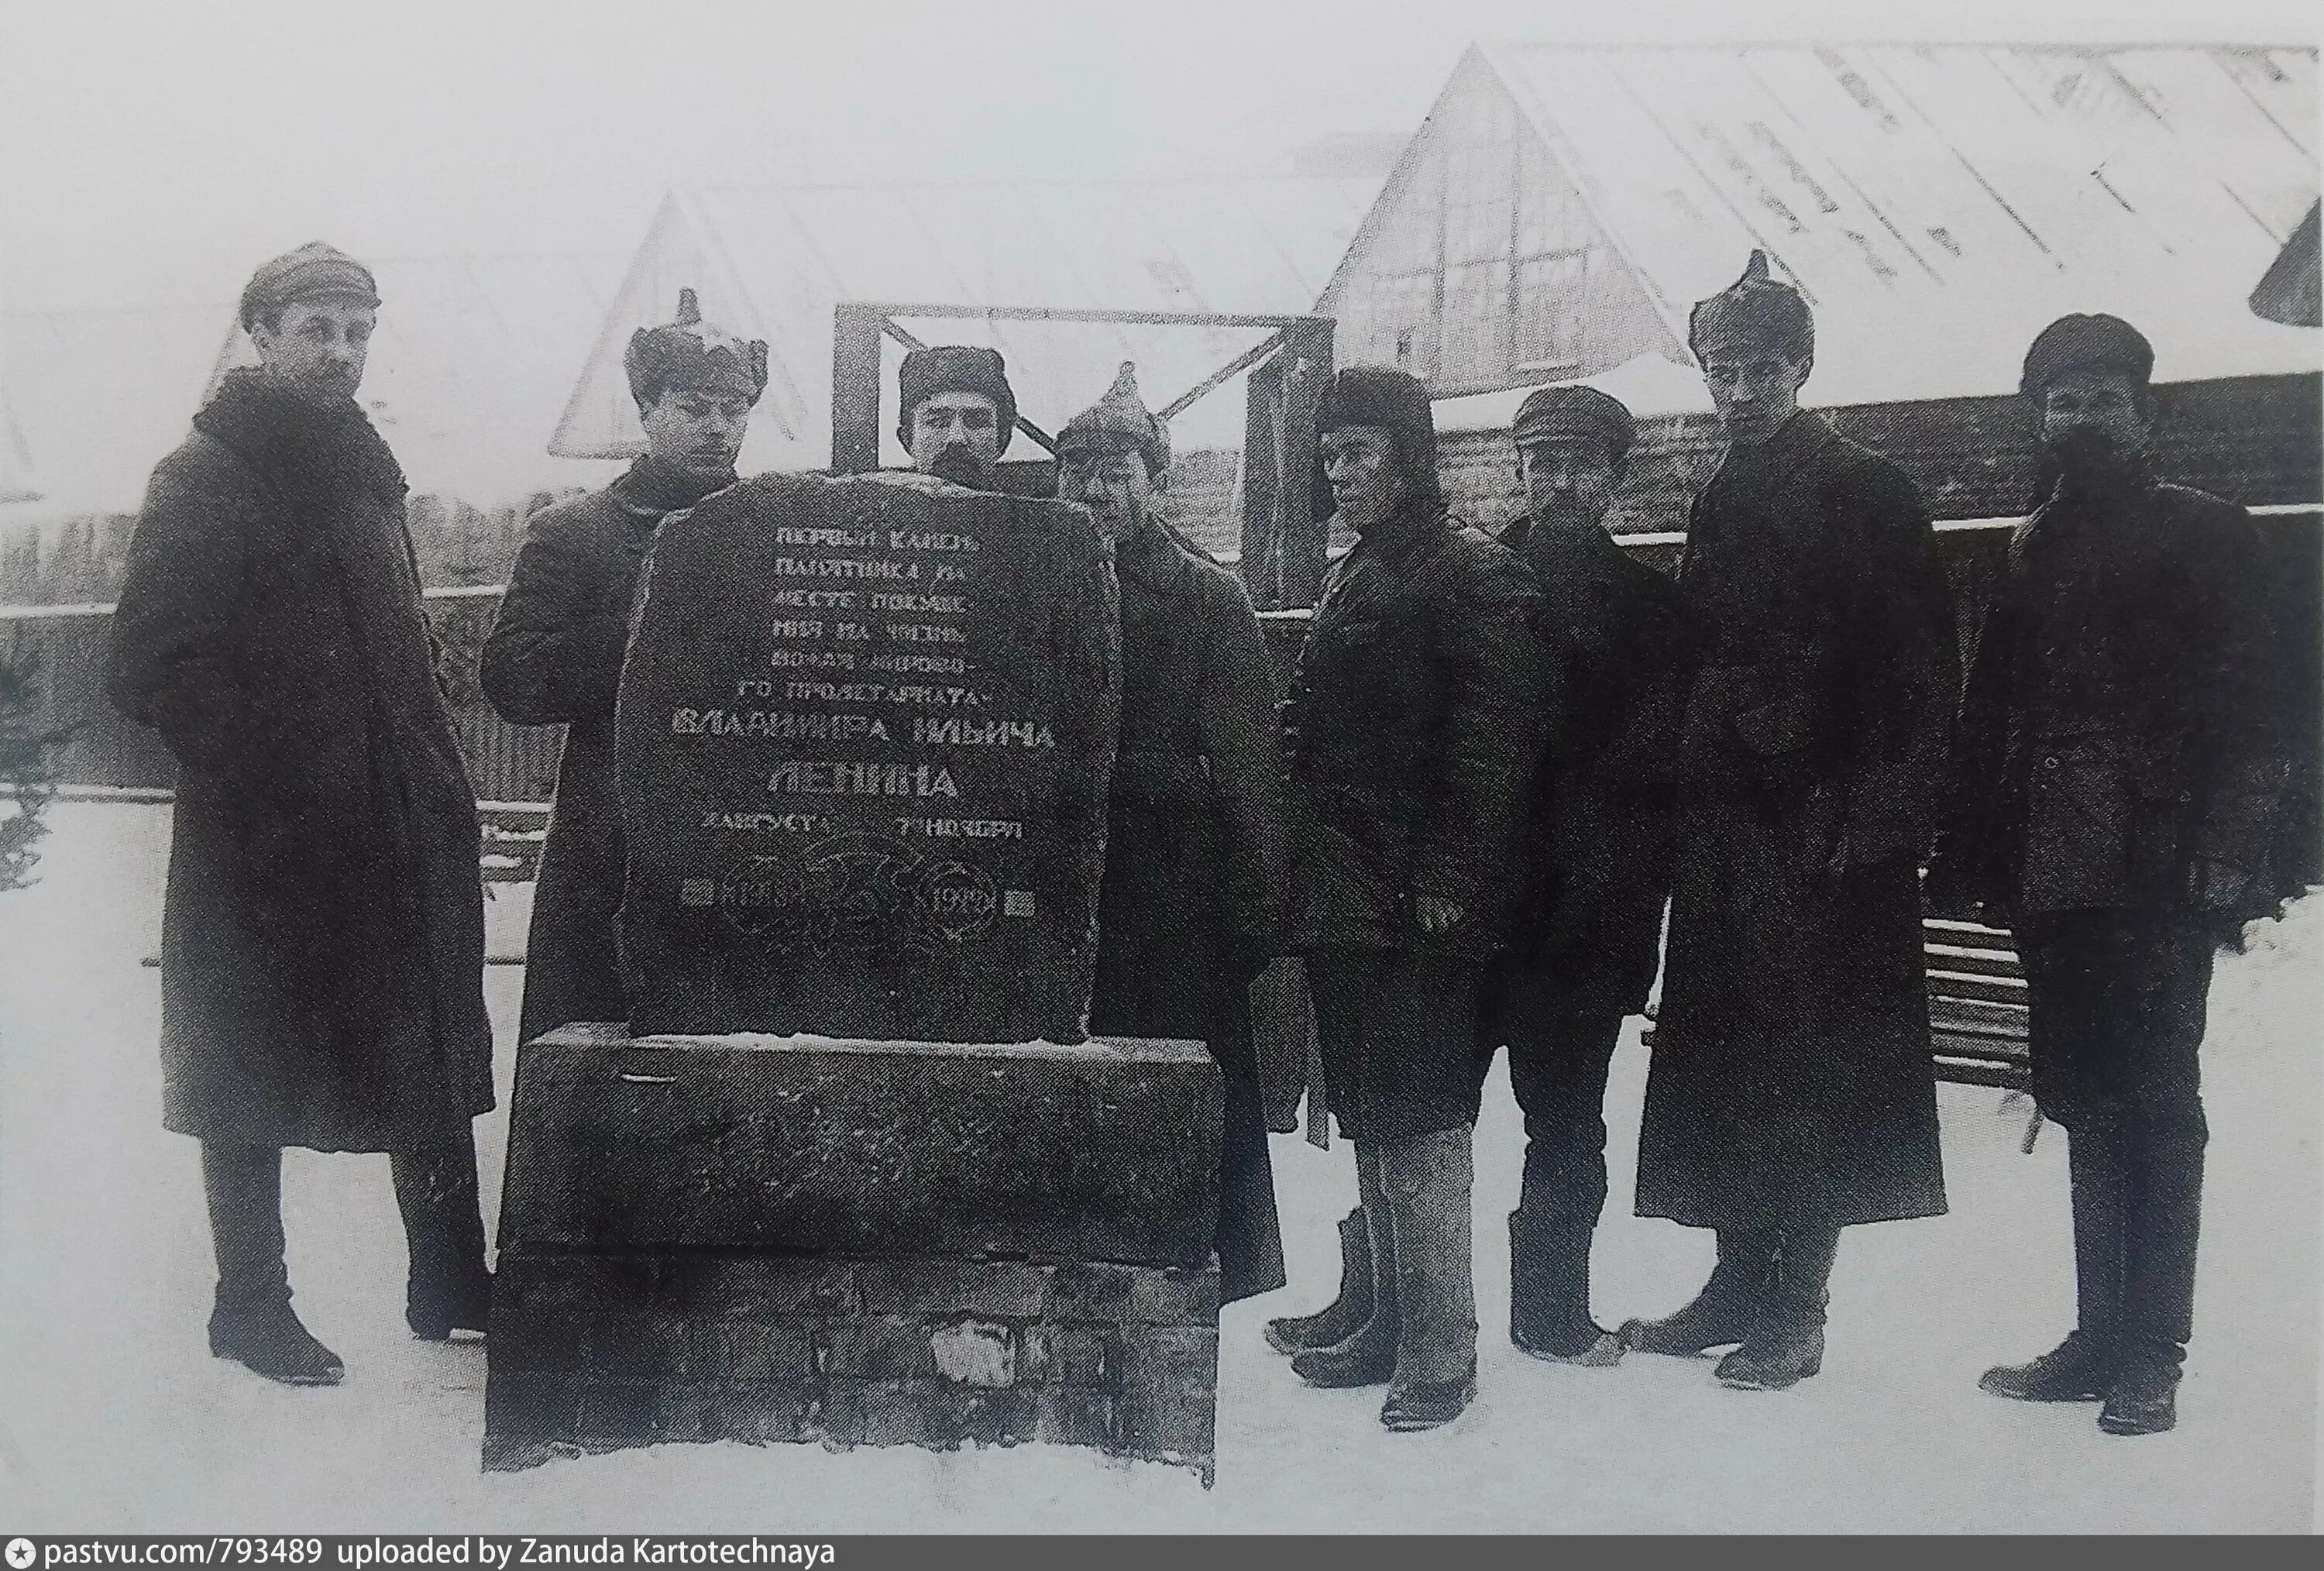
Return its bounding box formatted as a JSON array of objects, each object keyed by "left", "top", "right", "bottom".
[
  {"left": 483, "top": 1250, "right": 1219, "bottom": 1481},
  {"left": 481, "top": 1025, "right": 1225, "bottom": 1483}
]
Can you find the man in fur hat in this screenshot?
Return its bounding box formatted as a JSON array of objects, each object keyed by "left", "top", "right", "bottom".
[
  {"left": 896, "top": 344, "right": 1017, "bottom": 490},
  {"left": 1270, "top": 366, "right": 1551, "bottom": 1430},
  {"left": 1480, "top": 383, "right": 1699, "bottom": 1367},
  {"left": 483, "top": 289, "right": 769, "bottom": 1046},
  {"left": 108, "top": 243, "right": 495, "bottom": 1384},
  {"left": 1929, "top": 315, "right": 2288, "bottom": 1435},
  {"left": 1057, "top": 364, "right": 1287, "bottom": 1306},
  {"left": 1621, "top": 253, "right": 1956, "bottom": 1392}
]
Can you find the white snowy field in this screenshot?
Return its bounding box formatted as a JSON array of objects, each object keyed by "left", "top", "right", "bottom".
[{"left": 1, "top": 802, "right": 2316, "bottom": 1533}]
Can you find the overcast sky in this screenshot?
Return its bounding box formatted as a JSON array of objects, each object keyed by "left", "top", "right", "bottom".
[{"left": 2, "top": 0, "right": 2314, "bottom": 315}]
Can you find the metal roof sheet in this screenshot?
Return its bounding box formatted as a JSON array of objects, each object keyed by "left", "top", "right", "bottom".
[
  {"left": 550, "top": 177, "right": 1379, "bottom": 469},
  {"left": 1475, "top": 42, "right": 2319, "bottom": 404}
]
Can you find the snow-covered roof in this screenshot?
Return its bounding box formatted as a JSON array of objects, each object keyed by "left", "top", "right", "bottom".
[
  {"left": 2, "top": 251, "right": 629, "bottom": 525},
  {"left": 549, "top": 177, "right": 1380, "bottom": 470},
  {"left": 1350, "top": 42, "right": 2321, "bottom": 409}
]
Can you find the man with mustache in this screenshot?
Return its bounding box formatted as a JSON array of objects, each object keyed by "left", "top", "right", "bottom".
[
  {"left": 1057, "top": 363, "right": 1287, "bottom": 1308},
  {"left": 483, "top": 290, "right": 769, "bottom": 1046},
  {"left": 108, "top": 243, "right": 495, "bottom": 1383},
  {"left": 896, "top": 345, "right": 1016, "bottom": 490},
  {"left": 1623, "top": 252, "right": 1955, "bottom": 1392},
  {"left": 1275, "top": 366, "right": 1550, "bottom": 1430},
  {"left": 1929, "top": 315, "right": 2288, "bottom": 1436},
  {"left": 1479, "top": 384, "right": 1698, "bottom": 1366}
]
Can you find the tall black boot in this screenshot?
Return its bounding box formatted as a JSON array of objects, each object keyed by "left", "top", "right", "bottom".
[
  {"left": 1293, "top": 1147, "right": 1401, "bottom": 1388},
  {"left": 1509, "top": 1209, "right": 1621, "bottom": 1365},
  {"left": 1984, "top": 1121, "right": 2126, "bottom": 1402},
  {"left": 1621, "top": 1229, "right": 1774, "bottom": 1356},
  {"left": 1266, "top": 1205, "right": 1372, "bottom": 1355},
  {"left": 392, "top": 1129, "right": 492, "bottom": 1341},
  {"left": 201, "top": 1143, "right": 342, "bottom": 1386},
  {"left": 2104, "top": 1095, "right": 2205, "bottom": 1436},
  {"left": 1716, "top": 1227, "right": 1836, "bottom": 1391},
  {"left": 1378, "top": 1127, "right": 1479, "bottom": 1431}
]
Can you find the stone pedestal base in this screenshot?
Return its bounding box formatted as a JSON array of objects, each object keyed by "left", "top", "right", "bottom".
[
  {"left": 483, "top": 1250, "right": 1219, "bottom": 1482},
  {"left": 482, "top": 1024, "right": 1222, "bottom": 1482}
]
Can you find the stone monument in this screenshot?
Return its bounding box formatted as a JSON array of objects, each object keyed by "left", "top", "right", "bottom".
[{"left": 484, "top": 473, "right": 1225, "bottom": 1481}]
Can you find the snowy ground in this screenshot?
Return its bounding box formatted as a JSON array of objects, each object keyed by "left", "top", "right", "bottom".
[{"left": 1, "top": 802, "right": 2317, "bottom": 1533}]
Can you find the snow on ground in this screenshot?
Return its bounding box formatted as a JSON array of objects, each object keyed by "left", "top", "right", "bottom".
[{"left": 1, "top": 803, "right": 2316, "bottom": 1532}]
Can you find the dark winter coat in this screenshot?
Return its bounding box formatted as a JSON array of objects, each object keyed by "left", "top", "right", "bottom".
[
  {"left": 1637, "top": 411, "right": 1955, "bottom": 1231},
  {"left": 1282, "top": 497, "right": 1552, "bottom": 962},
  {"left": 1494, "top": 516, "right": 1699, "bottom": 1020},
  {"left": 481, "top": 461, "right": 716, "bottom": 1043},
  {"left": 105, "top": 370, "right": 493, "bottom": 1153},
  {"left": 1086, "top": 521, "right": 1287, "bottom": 1302},
  {"left": 1929, "top": 464, "right": 2288, "bottom": 921}
]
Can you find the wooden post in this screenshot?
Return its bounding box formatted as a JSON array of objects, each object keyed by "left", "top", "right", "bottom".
[
  {"left": 830, "top": 303, "right": 884, "bottom": 474},
  {"left": 1237, "top": 358, "right": 1284, "bottom": 609},
  {"left": 1275, "top": 318, "right": 1335, "bottom": 608}
]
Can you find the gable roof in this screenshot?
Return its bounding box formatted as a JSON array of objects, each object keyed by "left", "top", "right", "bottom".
[
  {"left": 1328, "top": 42, "right": 2319, "bottom": 408},
  {"left": 549, "top": 177, "right": 1379, "bottom": 470}
]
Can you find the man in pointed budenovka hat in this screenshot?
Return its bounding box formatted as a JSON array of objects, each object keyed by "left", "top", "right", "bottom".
[
  {"left": 1621, "top": 251, "right": 1957, "bottom": 1391},
  {"left": 108, "top": 243, "right": 496, "bottom": 1384},
  {"left": 1475, "top": 383, "right": 1700, "bottom": 1368},
  {"left": 483, "top": 289, "right": 768, "bottom": 1047},
  {"left": 1056, "top": 363, "right": 1289, "bottom": 1308},
  {"left": 1929, "top": 315, "right": 2288, "bottom": 1436}
]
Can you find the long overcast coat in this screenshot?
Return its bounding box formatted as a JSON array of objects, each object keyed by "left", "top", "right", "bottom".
[
  {"left": 1637, "top": 411, "right": 1956, "bottom": 1232},
  {"left": 481, "top": 470, "right": 675, "bottom": 1043},
  {"left": 1086, "top": 521, "right": 1287, "bottom": 1302},
  {"left": 105, "top": 370, "right": 493, "bottom": 1153}
]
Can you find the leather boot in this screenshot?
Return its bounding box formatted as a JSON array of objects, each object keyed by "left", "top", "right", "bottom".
[
  {"left": 393, "top": 1133, "right": 493, "bottom": 1341},
  {"left": 1621, "top": 1229, "right": 1774, "bottom": 1356},
  {"left": 1509, "top": 1210, "right": 1621, "bottom": 1365},
  {"left": 1292, "top": 1148, "right": 1400, "bottom": 1388},
  {"left": 202, "top": 1143, "right": 343, "bottom": 1386},
  {"left": 2099, "top": 1340, "right": 2183, "bottom": 1435},
  {"left": 1981, "top": 1330, "right": 2116, "bottom": 1402},
  {"left": 1377, "top": 1127, "right": 1478, "bottom": 1431},
  {"left": 1715, "top": 1227, "right": 1836, "bottom": 1391},
  {"left": 1266, "top": 1206, "right": 1371, "bottom": 1356}
]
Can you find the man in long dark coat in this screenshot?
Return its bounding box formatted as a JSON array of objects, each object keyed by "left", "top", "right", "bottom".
[
  {"left": 1278, "top": 367, "right": 1551, "bottom": 1430},
  {"left": 483, "top": 290, "right": 769, "bottom": 1044},
  {"left": 107, "top": 244, "right": 495, "bottom": 1384},
  {"left": 1058, "top": 364, "right": 1287, "bottom": 1305},
  {"left": 1929, "top": 315, "right": 2288, "bottom": 1437},
  {"left": 1622, "top": 253, "right": 1955, "bottom": 1391},
  {"left": 1481, "top": 384, "right": 1697, "bottom": 1366}
]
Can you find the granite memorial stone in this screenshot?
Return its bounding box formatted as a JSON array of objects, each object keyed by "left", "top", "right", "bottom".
[{"left": 615, "top": 472, "right": 1120, "bottom": 1043}]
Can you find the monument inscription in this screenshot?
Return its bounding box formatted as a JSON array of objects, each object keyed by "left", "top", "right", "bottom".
[{"left": 616, "top": 472, "right": 1120, "bottom": 1043}]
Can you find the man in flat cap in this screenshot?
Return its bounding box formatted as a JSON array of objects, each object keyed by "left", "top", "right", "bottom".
[
  {"left": 896, "top": 345, "right": 1017, "bottom": 490},
  {"left": 108, "top": 243, "right": 494, "bottom": 1384},
  {"left": 483, "top": 289, "right": 768, "bottom": 1045},
  {"left": 1271, "top": 366, "right": 1551, "bottom": 1430},
  {"left": 1478, "top": 384, "right": 1699, "bottom": 1366},
  {"left": 1057, "top": 364, "right": 1287, "bottom": 1307},
  {"left": 1930, "top": 315, "right": 2288, "bottom": 1435},
  {"left": 1623, "top": 252, "right": 1956, "bottom": 1391}
]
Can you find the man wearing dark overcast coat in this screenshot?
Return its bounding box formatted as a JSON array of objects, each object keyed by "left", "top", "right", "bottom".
[
  {"left": 1929, "top": 315, "right": 2288, "bottom": 1437},
  {"left": 1274, "top": 366, "right": 1551, "bottom": 1431},
  {"left": 483, "top": 290, "right": 770, "bottom": 1045},
  {"left": 1480, "top": 384, "right": 1698, "bottom": 1366},
  {"left": 1057, "top": 363, "right": 1287, "bottom": 1306},
  {"left": 1622, "top": 252, "right": 1956, "bottom": 1391},
  {"left": 107, "top": 244, "right": 495, "bottom": 1385}
]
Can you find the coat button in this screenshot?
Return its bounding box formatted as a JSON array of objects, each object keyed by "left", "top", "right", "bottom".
[{"left": 2043, "top": 756, "right": 2061, "bottom": 770}]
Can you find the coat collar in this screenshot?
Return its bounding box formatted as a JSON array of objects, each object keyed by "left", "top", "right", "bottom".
[{"left": 1714, "top": 407, "right": 1835, "bottom": 495}]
